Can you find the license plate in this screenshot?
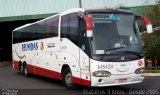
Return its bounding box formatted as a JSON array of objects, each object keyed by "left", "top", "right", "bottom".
[{"left": 118, "top": 78, "right": 127, "bottom": 83}]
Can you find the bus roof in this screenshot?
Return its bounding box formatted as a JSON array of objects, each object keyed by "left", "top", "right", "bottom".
[
  {"left": 85, "top": 8, "right": 132, "bottom": 14},
  {"left": 13, "top": 23, "right": 31, "bottom": 31},
  {"left": 13, "top": 8, "right": 132, "bottom": 31},
  {"left": 13, "top": 8, "right": 85, "bottom": 31}
]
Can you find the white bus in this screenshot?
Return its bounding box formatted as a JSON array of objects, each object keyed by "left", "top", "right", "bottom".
[{"left": 12, "top": 8, "right": 152, "bottom": 89}]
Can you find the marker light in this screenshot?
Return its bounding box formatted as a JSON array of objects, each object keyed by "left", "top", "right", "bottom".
[
  {"left": 111, "top": 15, "right": 119, "bottom": 21},
  {"left": 138, "top": 60, "right": 143, "bottom": 66}
]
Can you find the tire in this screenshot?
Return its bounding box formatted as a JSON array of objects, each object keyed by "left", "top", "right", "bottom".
[
  {"left": 23, "top": 64, "right": 29, "bottom": 77},
  {"left": 62, "top": 68, "right": 75, "bottom": 89},
  {"left": 19, "top": 63, "right": 24, "bottom": 74}
]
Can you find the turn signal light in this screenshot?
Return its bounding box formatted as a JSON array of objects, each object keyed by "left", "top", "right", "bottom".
[{"left": 138, "top": 60, "right": 143, "bottom": 66}]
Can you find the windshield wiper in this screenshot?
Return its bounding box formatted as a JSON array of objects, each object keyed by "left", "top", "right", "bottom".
[
  {"left": 105, "top": 48, "right": 142, "bottom": 58},
  {"left": 105, "top": 47, "right": 126, "bottom": 52},
  {"left": 98, "top": 50, "right": 142, "bottom": 61},
  {"left": 117, "top": 51, "right": 143, "bottom": 58}
]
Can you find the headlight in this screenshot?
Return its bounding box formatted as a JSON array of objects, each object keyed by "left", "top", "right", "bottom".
[
  {"left": 92, "top": 70, "right": 111, "bottom": 77},
  {"left": 135, "top": 67, "right": 144, "bottom": 74}
]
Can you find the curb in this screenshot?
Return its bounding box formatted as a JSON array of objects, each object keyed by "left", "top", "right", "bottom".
[
  {"left": 0, "top": 63, "right": 10, "bottom": 67},
  {"left": 0, "top": 61, "right": 11, "bottom": 67},
  {"left": 144, "top": 73, "right": 160, "bottom": 77},
  {"left": 0, "top": 64, "right": 8, "bottom": 67}
]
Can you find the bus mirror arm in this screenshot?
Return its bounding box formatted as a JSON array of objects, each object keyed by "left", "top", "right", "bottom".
[
  {"left": 136, "top": 16, "right": 153, "bottom": 33},
  {"left": 78, "top": 11, "right": 86, "bottom": 19},
  {"left": 78, "top": 11, "right": 94, "bottom": 37},
  {"left": 85, "top": 17, "right": 94, "bottom": 37}
]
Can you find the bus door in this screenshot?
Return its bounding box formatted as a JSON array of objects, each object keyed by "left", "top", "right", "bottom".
[{"left": 78, "top": 16, "right": 91, "bottom": 85}]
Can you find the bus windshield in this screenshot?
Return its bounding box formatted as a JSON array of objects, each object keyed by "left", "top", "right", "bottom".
[{"left": 88, "top": 13, "right": 143, "bottom": 61}]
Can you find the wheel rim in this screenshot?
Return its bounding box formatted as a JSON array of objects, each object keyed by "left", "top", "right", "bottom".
[
  {"left": 24, "top": 66, "right": 27, "bottom": 75},
  {"left": 20, "top": 65, "right": 23, "bottom": 72},
  {"left": 65, "top": 73, "right": 72, "bottom": 86}
]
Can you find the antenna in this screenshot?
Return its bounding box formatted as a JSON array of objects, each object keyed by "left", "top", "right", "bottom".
[{"left": 79, "top": 0, "right": 82, "bottom": 8}]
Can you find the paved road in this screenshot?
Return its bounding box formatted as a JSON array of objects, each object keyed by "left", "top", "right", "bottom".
[{"left": 0, "top": 65, "right": 160, "bottom": 95}]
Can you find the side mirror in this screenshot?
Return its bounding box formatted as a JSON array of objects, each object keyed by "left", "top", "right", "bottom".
[
  {"left": 78, "top": 11, "right": 94, "bottom": 37},
  {"left": 143, "top": 16, "right": 153, "bottom": 33},
  {"left": 85, "top": 16, "right": 94, "bottom": 37},
  {"left": 136, "top": 16, "right": 153, "bottom": 33}
]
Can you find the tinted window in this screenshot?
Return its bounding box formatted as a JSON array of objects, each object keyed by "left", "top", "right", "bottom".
[
  {"left": 61, "top": 13, "right": 78, "bottom": 45},
  {"left": 79, "top": 18, "right": 91, "bottom": 57},
  {"left": 46, "top": 16, "right": 59, "bottom": 37},
  {"left": 13, "top": 15, "right": 59, "bottom": 44},
  {"left": 35, "top": 21, "right": 46, "bottom": 39}
]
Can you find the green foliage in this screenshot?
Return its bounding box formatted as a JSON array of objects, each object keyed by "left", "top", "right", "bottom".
[
  {"left": 142, "top": 32, "right": 160, "bottom": 66},
  {"left": 145, "top": 0, "right": 160, "bottom": 27},
  {"left": 118, "top": 5, "right": 129, "bottom": 10},
  {"left": 142, "top": 0, "right": 160, "bottom": 68},
  {"left": 144, "top": 69, "right": 160, "bottom": 73}
]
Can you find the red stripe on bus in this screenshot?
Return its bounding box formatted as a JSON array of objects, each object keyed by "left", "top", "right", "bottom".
[
  {"left": 13, "top": 60, "right": 61, "bottom": 79},
  {"left": 72, "top": 77, "right": 91, "bottom": 86},
  {"left": 27, "top": 64, "right": 35, "bottom": 74},
  {"left": 27, "top": 64, "right": 61, "bottom": 80},
  {"left": 13, "top": 60, "right": 90, "bottom": 86},
  {"left": 13, "top": 61, "right": 19, "bottom": 70}
]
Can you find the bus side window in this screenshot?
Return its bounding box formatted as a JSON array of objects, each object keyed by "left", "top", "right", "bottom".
[
  {"left": 61, "top": 13, "right": 78, "bottom": 46},
  {"left": 46, "top": 15, "right": 59, "bottom": 38},
  {"left": 53, "top": 16, "right": 59, "bottom": 37},
  {"left": 69, "top": 13, "right": 78, "bottom": 45},
  {"left": 61, "top": 14, "right": 70, "bottom": 39},
  {"left": 79, "top": 18, "right": 86, "bottom": 37},
  {"left": 13, "top": 30, "right": 20, "bottom": 44},
  {"left": 36, "top": 21, "right": 46, "bottom": 39},
  {"left": 46, "top": 20, "right": 50, "bottom": 37}
]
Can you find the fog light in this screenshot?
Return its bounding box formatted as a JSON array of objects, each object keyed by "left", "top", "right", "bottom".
[
  {"left": 93, "top": 70, "right": 111, "bottom": 77},
  {"left": 135, "top": 68, "right": 144, "bottom": 74},
  {"left": 98, "top": 79, "right": 103, "bottom": 83}
]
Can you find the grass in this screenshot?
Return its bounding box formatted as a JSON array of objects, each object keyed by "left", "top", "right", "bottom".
[{"left": 144, "top": 69, "right": 160, "bottom": 73}]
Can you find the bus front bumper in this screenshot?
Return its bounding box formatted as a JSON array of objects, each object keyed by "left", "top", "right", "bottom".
[{"left": 91, "top": 73, "right": 144, "bottom": 87}]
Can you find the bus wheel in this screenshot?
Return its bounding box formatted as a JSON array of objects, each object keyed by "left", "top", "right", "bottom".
[
  {"left": 23, "top": 64, "right": 29, "bottom": 77},
  {"left": 19, "top": 63, "right": 24, "bottom": 74},
  {"left": 62, "top": 68, "right": 75, "bottom": 89}
]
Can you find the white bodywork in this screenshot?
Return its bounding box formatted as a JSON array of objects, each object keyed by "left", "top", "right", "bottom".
[
  {"left": 12, "top": 8, "right": 145, "bottom": 87},
  {"left": 90, "top": 58, "right": 145, "bottom": 86}
]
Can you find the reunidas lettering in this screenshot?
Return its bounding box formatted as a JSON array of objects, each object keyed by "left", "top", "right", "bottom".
[{"left": 22, "top": 42, "right": 38, "bottom": 51}]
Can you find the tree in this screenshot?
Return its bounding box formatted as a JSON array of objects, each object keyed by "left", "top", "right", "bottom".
[
  {"left": 142, "top": 32, "right": 160, "bottom": 68},
  {"left": 142, "top": 0, "right": 160, "bottom": 69},
  {"left": 146, "top": 0, "right": 160, "bottom": 27}
]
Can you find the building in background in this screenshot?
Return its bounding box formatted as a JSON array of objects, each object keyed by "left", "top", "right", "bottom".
[
  {"left": 0, "top": 0, "right": 157, "bottom": 60},
  {"left": 0, "top": 0, "right": 157, "bottom": 21}
]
